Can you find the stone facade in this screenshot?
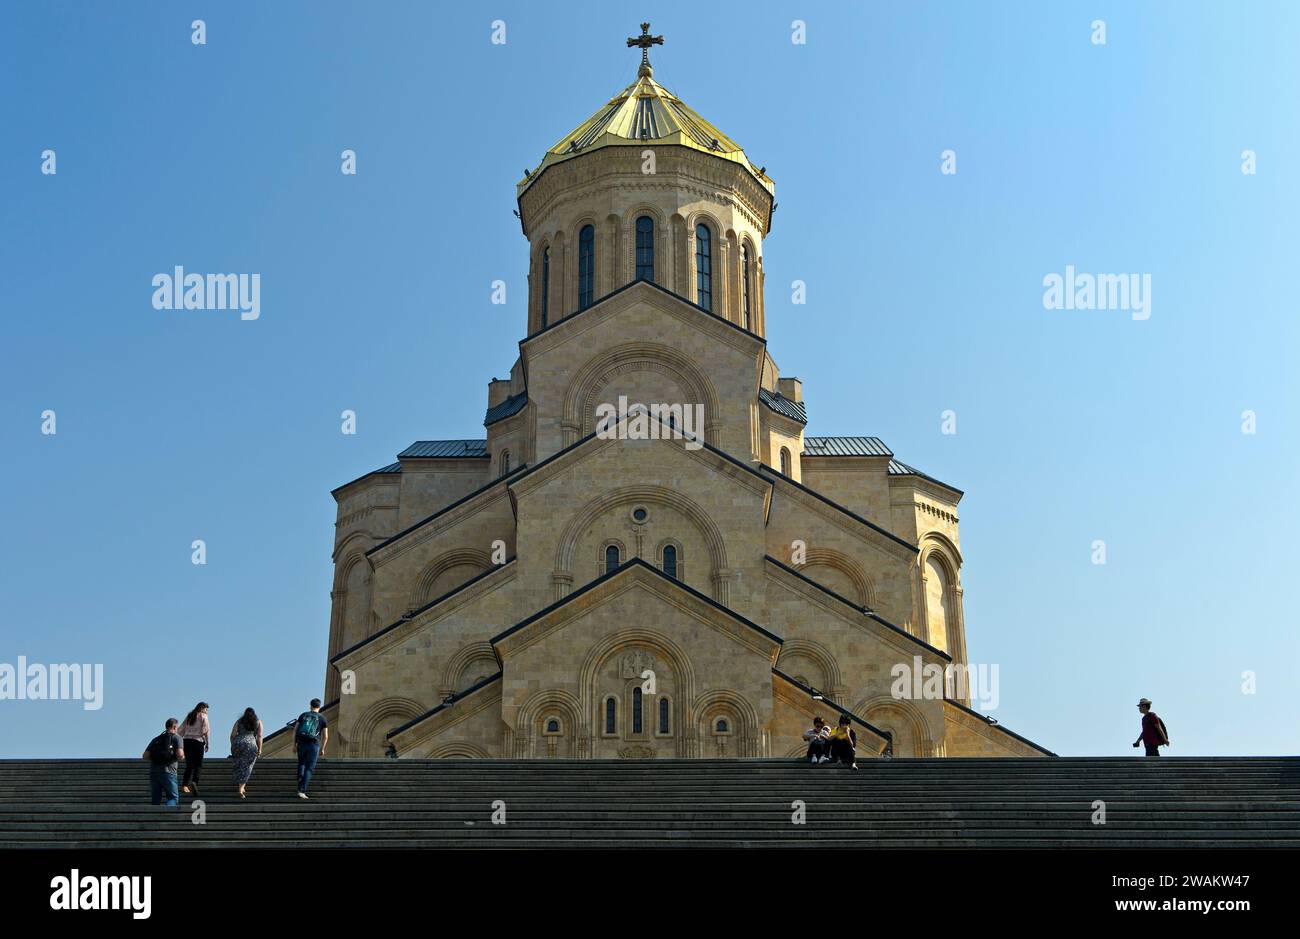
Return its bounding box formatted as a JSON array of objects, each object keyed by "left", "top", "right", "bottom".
[{"left": 263, "top": 53, "right": 1048, "bottom": 762}]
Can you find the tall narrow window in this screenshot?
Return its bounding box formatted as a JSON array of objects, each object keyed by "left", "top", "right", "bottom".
[
  {"left": 635, "top": 216, "right": 654, "bottom": 282},
  {"left": 578, "top": 224, "right": 595, "bottom": 310},
  {"left": 780, "top": 447, "right": 792, "bottom": 476},
  {"left": 695, "top": 224, "right": 712, "bottom": 311},
  {"left": 662, "top": 545, "right": 677, "bottom": 579},
  {"left": 741, "top": 245, "right": 751, "bottom": 329},
  {"left": 632, "top": 687, "right": 643, "bottom": 733},
  {"left": 605, "top": 697, "right": 617, "bottom": 734},
  {"left": 500, "top": 450, "right": 510, "bottom": 475},
  {"left": 605, "top": 544, "right": 620, "bottom": 574},
  {"left": 540, "top": 248, "right": 550, "bottom": 328},
  {"left": 658, "top": 697, "right": 670, "bottom": 734}
]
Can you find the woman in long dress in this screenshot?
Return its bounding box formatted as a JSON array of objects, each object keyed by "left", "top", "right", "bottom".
[{"left": 230, "top": 708, "right": 263, "bottom": 798}]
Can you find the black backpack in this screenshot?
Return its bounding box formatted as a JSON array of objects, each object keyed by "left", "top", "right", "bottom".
[{"left": 146, "top": 733, "right": 176, "bottom": 765}]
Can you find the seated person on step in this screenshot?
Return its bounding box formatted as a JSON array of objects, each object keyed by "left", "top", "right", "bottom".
[
  {"left": 826, "top": 714, "right": 858, "bottom": 770},
  {"left": 803, "top": 716, "right": 831, "bottom": 763}
]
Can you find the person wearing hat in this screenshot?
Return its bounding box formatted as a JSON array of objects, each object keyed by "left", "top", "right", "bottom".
[{"left": 1132, "top": 698, "right": 1170, "bottom": 756}]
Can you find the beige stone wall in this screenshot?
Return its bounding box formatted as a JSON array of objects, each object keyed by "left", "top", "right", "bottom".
[
  {"left": 519, "top": 147, "right": 771, "bottom": 335},
  {"left": 801, "top": 456, "right": 893, "bottom": 527},
  {"left": 941, "top": 701, "right": 1048, "bottom": 758},
  {"left": 295, "top": 125, "right": 1052, "bottom": 761}
]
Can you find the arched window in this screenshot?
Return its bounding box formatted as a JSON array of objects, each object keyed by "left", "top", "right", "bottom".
[
  {"left": 635, "top": 216, "right": 654, "bottom": 282},
  {"left": 578, "top": 224, "right": 595, "bottom": 310},
  {"left": 714, "top": 718, "right": 729, "bottom": 734},
  {"left": 604, "top": 697, "right": 617, "bottom": 734},
  {"left": 695, "top": 224, "right": 712, "bottom": 310},
  {"left": 545, "top": 717, "right": 559, "bottom": 734},
  {"left": 662, "top": 545, "right": 678, "bottom": 579},
  {"left": 658, "top": 697, "right": 670, "bottom": 734},
  {"left": 741, "top": 245, "right": 751, "bottom": 329},
  {"left": 780, "top": 447, "right": 792, "bottom": 476},
  {"left": 605, "top": 544, "right": 620, "bottom": 574},
  {"left": 632, "top": 687, "right": 643, "bottom": 733},
  {"left": 540, "top": 248, "right": 550, "bottom": 329},
  {"left": 500, "top": 450, "right": 510, "bottom": 475}
]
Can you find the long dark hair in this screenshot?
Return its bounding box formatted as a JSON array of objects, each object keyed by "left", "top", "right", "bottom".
[
  {"left": 239, "top": 707, "right": 258, "bottom": 733},
  {"left": 185, "top": 702, "right": 209, "bottom": 727}
]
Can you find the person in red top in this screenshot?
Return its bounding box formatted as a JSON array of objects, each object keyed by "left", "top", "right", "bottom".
[{"left": 1133, "top": 698, "right": 1170, "bottom": 757}]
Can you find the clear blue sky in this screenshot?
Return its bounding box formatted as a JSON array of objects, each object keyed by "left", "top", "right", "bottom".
[{"left": 2, "top": 1, "right": 1296, "bottom": 758}]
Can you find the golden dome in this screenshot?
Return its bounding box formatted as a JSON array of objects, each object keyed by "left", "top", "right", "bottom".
[{"left": 518, "top": 70, "right": 773, "bottom": 197}]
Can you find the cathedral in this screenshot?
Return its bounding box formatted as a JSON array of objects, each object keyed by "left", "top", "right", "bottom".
[{"left": 265, "top": 27, "right": 1049, "bottom": 762}]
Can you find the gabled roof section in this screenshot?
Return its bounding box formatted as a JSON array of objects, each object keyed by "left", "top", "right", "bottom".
[
  {"left": 888, "top": 458, "right": 963, "bottom": 496},
  {"left": 759, "top": 466, "right": 917, "bottom": 555},
  {"left": 519, "top": 71, "right": 773, "bottom": 198},
  {"left": 764, "top": 555, "right": 950, "bottom": 662},
  {"left": 803, "top": 436, "right": 892, "bottom": 458},
  {"left": 758, "top": 387, "right": 807, "bottom": 424},
  {"left": 330, "top": 462, "right": 402, "bottom": 497},
  {"left": 387, "top": 673, "right": 503, "bottom": 740},
  {"left": 484, "top": 392, "right": 527, "bottom": 426},
  {"left": 772, "top": 670, "right": 891, "bottom": 745},
  {"left": 944, "top": 698, "right": 1057, "bottom": 757},
  {"left": 491, "top": 557, "right": 784, "bottom": 649},
  {"left": 523, "top": 277, "right": 764, "bottom": 347},
  {"left": 331, "top": 559, "right": 517, "bottom": 663},
  {"left": 399, "top": 439, "right": 488, "bottom": 459}
]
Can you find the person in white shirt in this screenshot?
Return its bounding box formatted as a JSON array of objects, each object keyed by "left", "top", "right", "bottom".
[
  {"left": 178, "top": 702, "right": 210, "bottom": 795},
  {"left": 802, "top": 716, "right": 831, "bottom": 763}
]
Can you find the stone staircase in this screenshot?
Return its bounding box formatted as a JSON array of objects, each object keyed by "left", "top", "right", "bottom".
[{"left": 1, "top": 757, "right": 1296, "bottom": 849}]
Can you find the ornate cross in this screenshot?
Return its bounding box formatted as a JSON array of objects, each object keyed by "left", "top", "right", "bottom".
[{"left": 626, "top": 22, "right": 664, "bottom": 72}]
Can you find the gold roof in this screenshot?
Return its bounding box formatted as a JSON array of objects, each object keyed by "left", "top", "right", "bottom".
[{"left": 518, "top": 68, "right": 774, "bottom": 197}]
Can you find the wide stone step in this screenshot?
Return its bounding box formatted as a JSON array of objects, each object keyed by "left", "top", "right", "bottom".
[{"left": 2, "top": 757, "right": 1294, "bottom": 849}]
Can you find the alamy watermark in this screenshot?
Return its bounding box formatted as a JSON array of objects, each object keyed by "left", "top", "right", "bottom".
[
  {"left": 151, "top": 266, "right": 260, "bottom": 321},
  {"left": 0, "top": 657, "right": 103, "bottom": 710},
  {"left": 1042, "top": 265, "right": 1150, "bottom": 320},
  {"left": 595, "top": 396, "right": 703, "bottom": 451},
  {"left": 891, "top": 655, "right": 999, "bottom": 710}
]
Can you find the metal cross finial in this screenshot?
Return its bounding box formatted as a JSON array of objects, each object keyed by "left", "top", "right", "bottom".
[{"left": 626, "top": 22, "right": 664, "bottom": 75}]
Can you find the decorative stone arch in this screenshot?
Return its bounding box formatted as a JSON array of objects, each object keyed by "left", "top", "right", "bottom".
[
  {"left": 409, "top": 548, "right": 493, "bottom": 610},
  {"left": 425, "top": 741, "right": 491, "bottom": 760},
  {"left": 350, "top": 696, "right": 425, "bottom": 757},
  {"left": 579, "top": 628, "right": 698, "bottom": 757},
  {"left": 854, "top": 694, "right": 937, "bottom": 758},
  {"left": 693, "top": 689, "right": 761, "bottom": 757},
  {"left": 440, "top": 642, "right": 498, "bottom": 700},
  {"left": 916, "top": 532, "right": 965, "bottom": 661},
  {"left": 554, "top": 485, "right": 729, "bottom": 599},
  {"left": 530, "top": 236, "right": 553, "bottom": 333},
  {"left": 623, "top": 203, "right": 668, "bottom": 287},
  {"left": 775, "top": 638, "right": 844, "bottom": 701},
  {"left": 598, "top": 537, "right": 627, "bottom": 577},
  {"left": 686, "top": 210, "right": 723, "bottom": 312},
  {"left": 655, "top": 536, "right": 684, "bottom": 580},
  {"left": 562, "top": 341, "right": 722, "bottom": 446},
  {"left": 515, "top": 688, "right": 584, "bottom": 758},
  {"left": 567, "top": 213, "right": 600, "bottom": 313},
  {"left": 802, "top": 546, "right": 877, "bottom": 610},
  {"left": 330, "top": 543, "right": 376, "bottom": 666}
]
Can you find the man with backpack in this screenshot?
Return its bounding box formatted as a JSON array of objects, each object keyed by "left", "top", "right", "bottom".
[
  {"left": 1133, "top": 697, "right": 1171, "bottom": 757},
  {"left": 291, "top": 698, "right": 329, "bottom": 799},
  {"left": 142, "top": 717, "right": 185, "bottom": 805}
]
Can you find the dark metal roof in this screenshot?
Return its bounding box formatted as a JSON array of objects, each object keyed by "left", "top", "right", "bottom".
[
  {"left": 330, "top": 462, "right": 402, "bottom": 495},
  {"left": 758, "top": 387, "right": 807, "bottom": 424},
  {"left": 484, "top": 392, "right": 527, "bottom": 426},
  {"left": 888, "top": 458, "right": 962, "bottom": 494},
  {"left": 398, "top": 439, "right": 488, "bottom": 459},
  {"left": 802, "top": 435, "right": 892, "bottom": 458}
]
